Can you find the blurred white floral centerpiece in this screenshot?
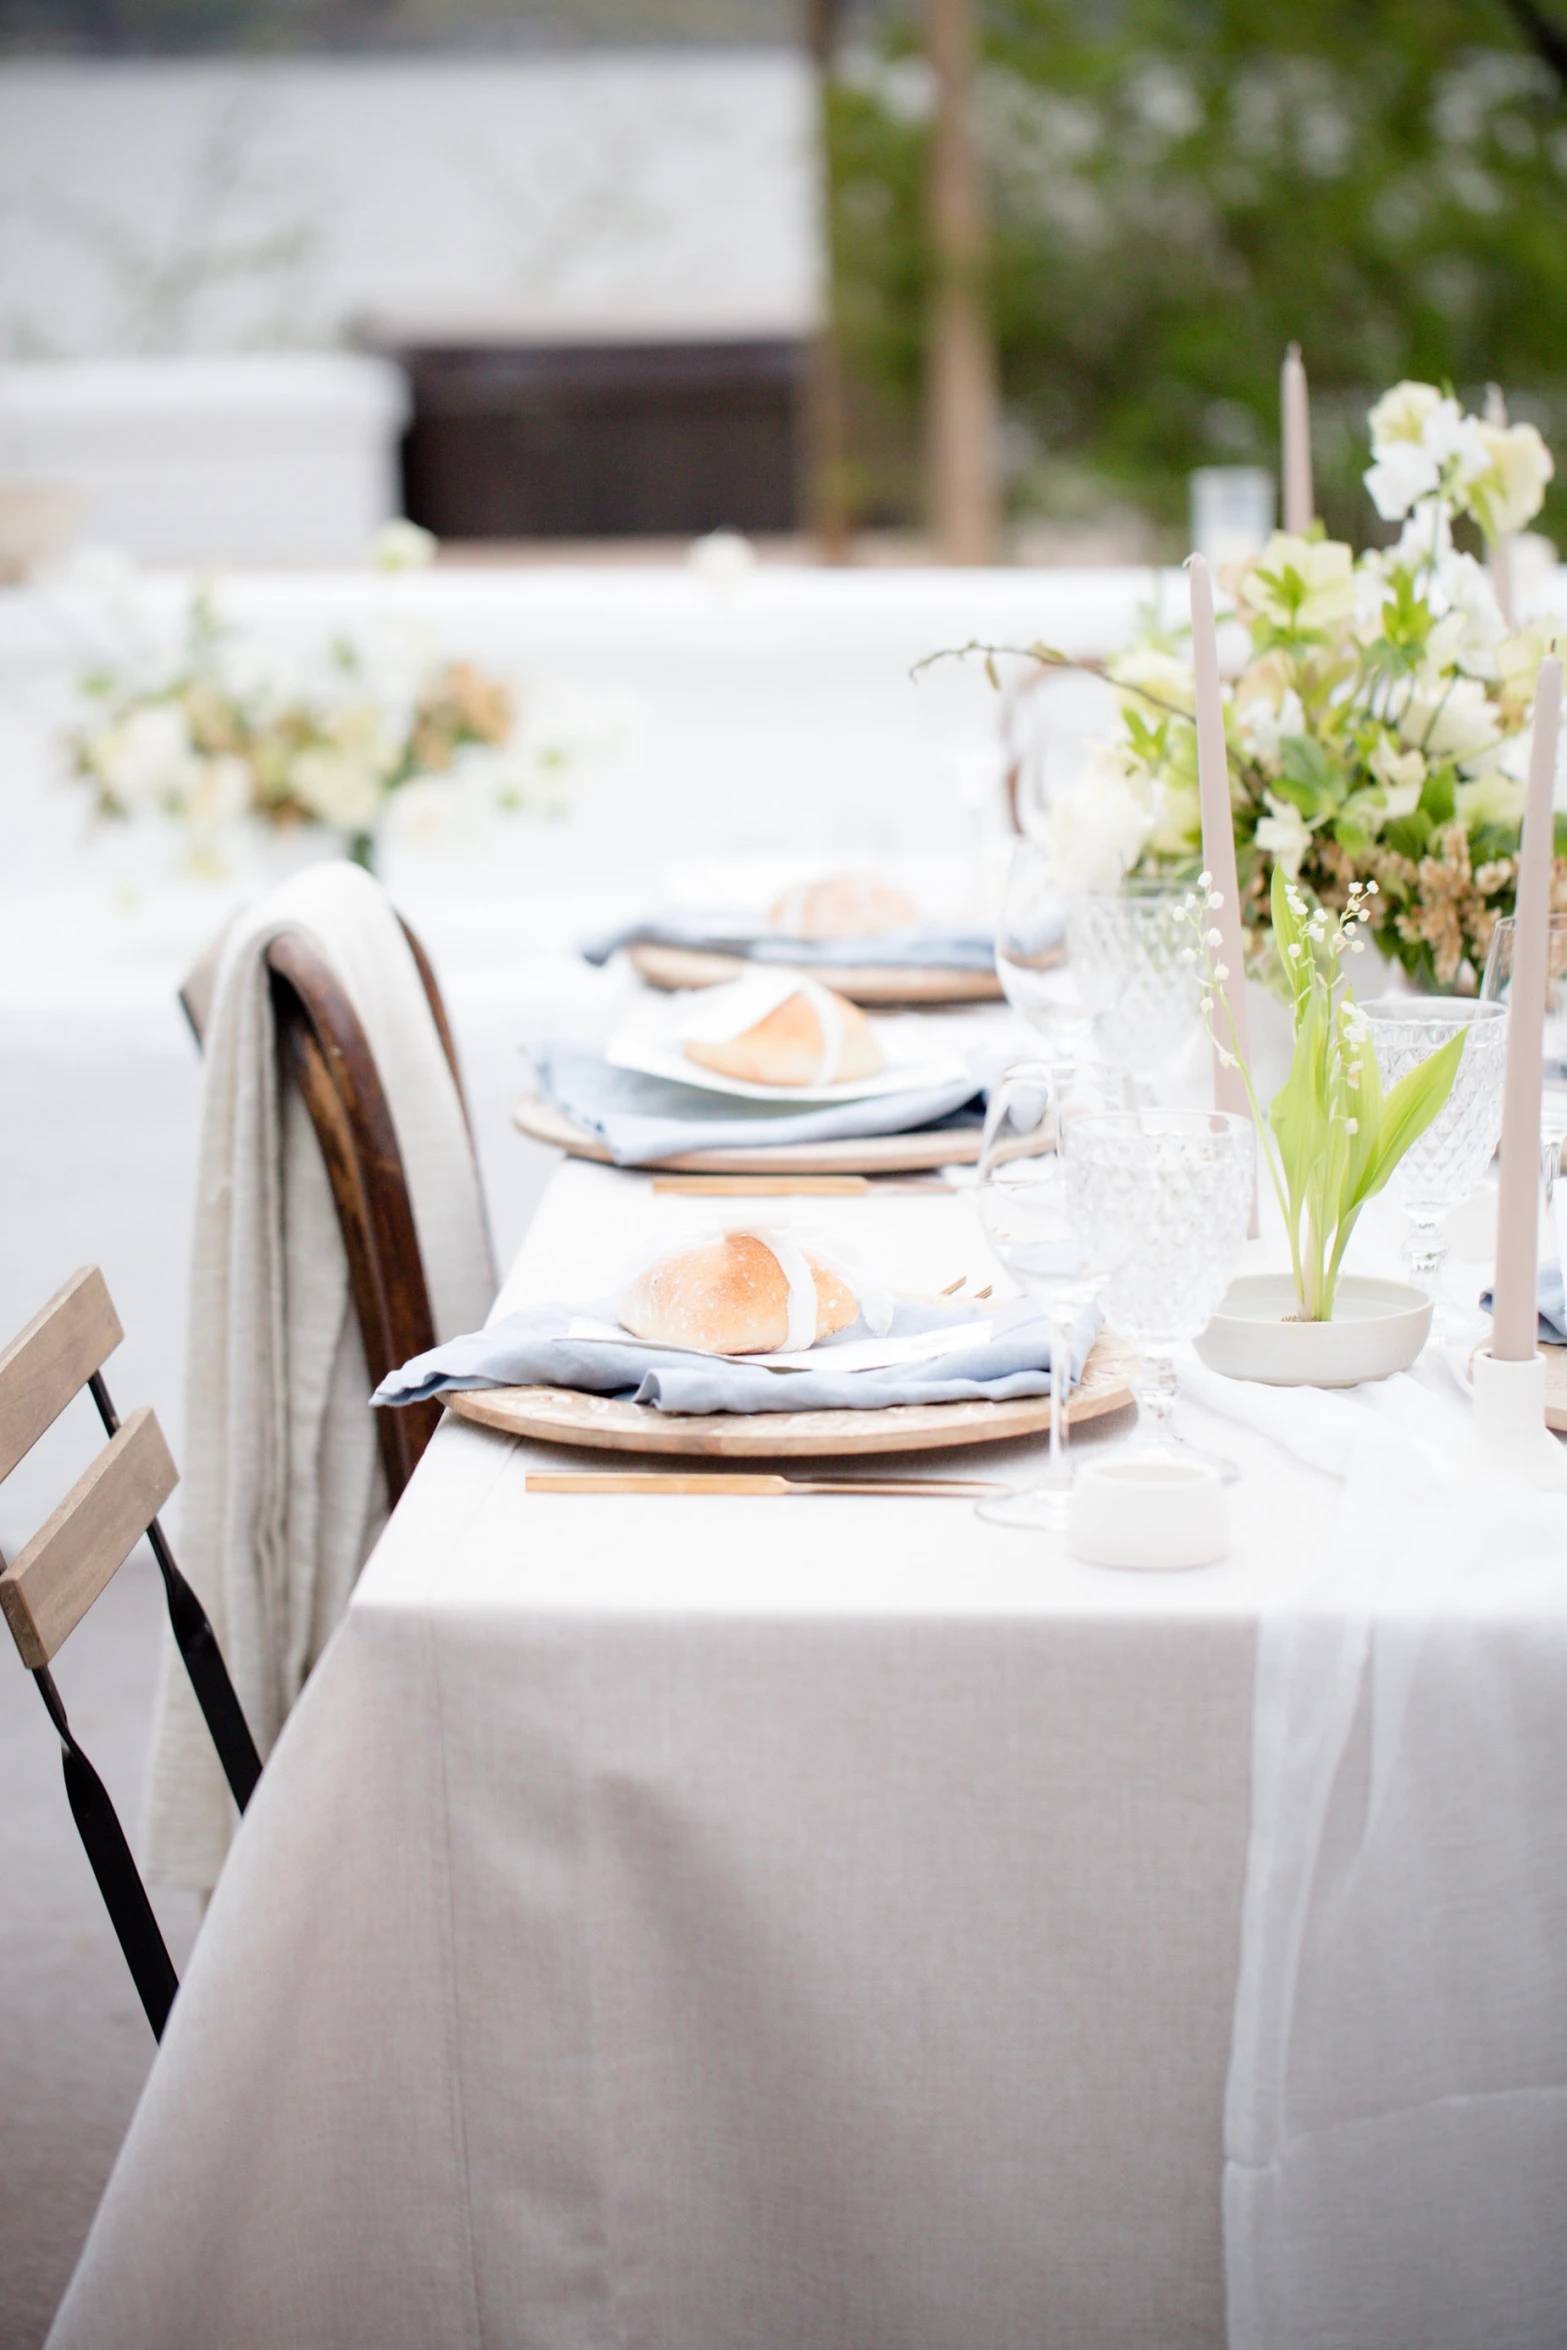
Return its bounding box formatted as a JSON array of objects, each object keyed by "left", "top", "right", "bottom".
[
  {"left": 1043, "top": 382, "right": 1564, "bottom": 991},
  {"left": 69, "top": 523, "right": 575, "bottom": 877}
]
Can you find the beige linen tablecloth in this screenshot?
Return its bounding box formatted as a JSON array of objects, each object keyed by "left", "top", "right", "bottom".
[{"left": 45, "top": 1168, "right": 1567, "bottom": 2348}]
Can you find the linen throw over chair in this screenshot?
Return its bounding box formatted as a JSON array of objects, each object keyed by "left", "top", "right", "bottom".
[
  {"left": 0, "top": 1267, "right": 263, "bottom": 2040},
  {"left": 180, "top": 907, "right": 475, "bottom": 1502},
  {"left": 144, "top": 863, "right": 496, "bottom": 1896}
]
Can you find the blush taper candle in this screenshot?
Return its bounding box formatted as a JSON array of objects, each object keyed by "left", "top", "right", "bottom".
[
  {"left": 1281, "top": 344, "right": 1314, "bottom": 536},
  {"left": 1492, "top": 654, "right": 1562, "bottom": 1360},
  {"left": 1189, "top": 552, "right": 1250, "bottom": 1120}
]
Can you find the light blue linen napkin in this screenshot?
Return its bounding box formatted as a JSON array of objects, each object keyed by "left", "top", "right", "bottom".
[
  {"left": 1478, "top": 1261, "right": 1567, "bottom": 1343},
  {"left": 578, "top": 914, "right": 1006, "bottom": 975},
  {"left": 374, "top": 1295, "right": 1099, "bottom": 1417},
  {"left": 525, "top": 1040, "right": 986, "bottom": 1169}
]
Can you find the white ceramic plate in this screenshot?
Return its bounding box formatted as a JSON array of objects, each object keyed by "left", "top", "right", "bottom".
[
  {"left": 605, "top": 989, "right": 971, "bottom": 1105},
  {"left": 1193, "top": 1272, "right": 1432, "bottom": 1387}
]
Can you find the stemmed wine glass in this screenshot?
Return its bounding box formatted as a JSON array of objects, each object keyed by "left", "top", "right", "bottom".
[
  {"left": 1066, "top": 879, "right": 1204, "bottom": 1102},
  {"left": 1360, "top": 998, "right": 1508, "bottom": 1334},
  {"left": 972, "top": 1064, "right": 1132, "bottom": 1530},
  {"left": 994, "top": 838, "right": 1094, "bottom": 1077},
  {"left": 1481, "top": 914, "right": 1567, "bottom": 1194},
  {"left": 1065, "top": 1108, "right": 1254, "bottom": 1459}
]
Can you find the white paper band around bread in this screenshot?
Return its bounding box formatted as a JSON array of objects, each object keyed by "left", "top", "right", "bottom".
[
  {"left": 674, "top": 970, "right": 879, "bottom": 1087},
  {"left": 617, "top": 1227, "right": 893, "bottom": 1356}
]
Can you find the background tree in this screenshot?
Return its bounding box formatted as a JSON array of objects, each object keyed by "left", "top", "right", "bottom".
[{"left": 829, "top": 0, "right": 1567, "bottom": 545}]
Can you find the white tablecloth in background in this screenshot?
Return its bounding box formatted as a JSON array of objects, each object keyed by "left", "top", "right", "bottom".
[
  {"left": 45, "top": 1166, "right": 1567, "bottom": 2349},
  {"left": 0, "top": 562, "right": 1136, "bottom": 1548}
]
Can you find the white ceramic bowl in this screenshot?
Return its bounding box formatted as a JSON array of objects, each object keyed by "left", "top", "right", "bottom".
[{"left": 1193, "top": 1272, "right": 1432, "bottom": 1387}]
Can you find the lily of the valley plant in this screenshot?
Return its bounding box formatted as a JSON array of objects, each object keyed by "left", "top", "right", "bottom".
[{"left": 1191, "top": 865, "right": 1464, "bottom": 1321}]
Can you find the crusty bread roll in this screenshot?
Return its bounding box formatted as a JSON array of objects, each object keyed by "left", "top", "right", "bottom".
[
  {"left": 685, "top": 982, "right": 882, "bottom": 1087},
  {"left": 770, "top": 873, "right": 918, "bottom": 940},
  {"left": 619, "top": 1232, "right": 859, "bottom": 1355}
]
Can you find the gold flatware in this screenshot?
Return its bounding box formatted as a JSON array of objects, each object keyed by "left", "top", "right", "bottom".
[{"left": 526, "top": 1472, "right": 1006, "bottom": 1498}]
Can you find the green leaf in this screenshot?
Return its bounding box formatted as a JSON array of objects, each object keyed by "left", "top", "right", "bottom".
[
  {"left": 1384, "top": 811, "right": 1431, "bottom": 860},
  {"left": 1268, "top": 984, "right": 1330, "bottom": 1242},
  {"left": 1352, "top": 1026, "right": 1466, "bottom": 1209},
  {"left": 1273, "top": 732, "right": 1345, "bottom": 819},
  {"left": 1418, "top": 763, "right": 1456, "bottom": 827}
]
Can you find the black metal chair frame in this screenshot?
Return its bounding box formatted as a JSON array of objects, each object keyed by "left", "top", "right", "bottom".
[{"left": 1, "top": 1276, "right": 263, "bottom": 2040}]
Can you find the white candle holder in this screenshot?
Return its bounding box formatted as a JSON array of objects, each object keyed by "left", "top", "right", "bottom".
[
  {"left": 1068, "top": 1453, "right": 1228, "bottom": 1571},
  {"left": 1467, "top": 1348, "right": 1567, "bottom": 1488}
]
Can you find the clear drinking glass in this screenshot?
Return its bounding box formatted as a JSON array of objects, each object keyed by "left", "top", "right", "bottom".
[
  {"left": 972, "top": 1064, "right": 1131, "bottom": 1530},
  {"left": 1066, "top": 879, "right": 1204, "bottom": 1099},
  {"left": 1066, "top": 1108, "right": 1254, "bottom": 1457},
  {"left": 1361, "top": 998, "right": 1508, "bottom": 1324},
  {"left": 995, "top": 838, "right": 1090, "bottom": 1064},
  {"left": 1481, "top": 915, "right": 1567, "bottom": 1192}
]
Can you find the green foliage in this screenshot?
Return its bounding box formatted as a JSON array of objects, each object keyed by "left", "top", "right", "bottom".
[
  {"left": 830, "top": 0, "right": 1567, "bottom": 542},
  {"left": 1205, "top": 865, "right": 1464, "bottom": 1318}
]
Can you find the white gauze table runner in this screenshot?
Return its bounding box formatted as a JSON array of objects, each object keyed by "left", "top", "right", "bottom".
[
  {"left": 1185, "top": 1363, "right": 1567, "bottom": 2347},
  {"left": 142, "top": 861, "right": 495, "bottom": 1892}
]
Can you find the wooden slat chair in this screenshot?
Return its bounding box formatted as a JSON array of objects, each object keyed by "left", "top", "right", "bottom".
[
  {"left": 0, "top": 1267, "right": 263, "bottom": 2040},
  {"left": 180, "top": 913, "right": 478, "bottom": 1508}
]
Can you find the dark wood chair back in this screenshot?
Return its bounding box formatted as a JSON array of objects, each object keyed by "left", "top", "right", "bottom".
[
  {"left": 0, "top": 1268, "right": 263, "bottom": 2039},
  {"left": 181, "top": 911, "right": 478, "bottom": 1507}
]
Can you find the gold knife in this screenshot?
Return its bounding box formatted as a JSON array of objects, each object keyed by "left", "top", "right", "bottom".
[{"left": 526, "top": 1472, "right": 1006, "bottom": 1497}]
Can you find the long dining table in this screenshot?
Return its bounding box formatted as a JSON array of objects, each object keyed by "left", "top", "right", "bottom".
[
  {"left": 47, "top": 1129, "right": 1567, "bottom": 2350},
  {"left": 38, "top": 1153, "right": 1276, "bottom": 2349},
  {"left": 47, "top": 1151, "right": 1567, "bottom": 2350}
]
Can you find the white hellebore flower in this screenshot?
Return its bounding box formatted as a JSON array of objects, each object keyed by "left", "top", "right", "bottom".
[
  {"left": 1048, "top": 748, "right": 1154, "bottom": 892},
  {"left": 1397, "top": 674, "right": 1501, "bottom": 767},
  {"left": 89, "top": 701, "right": 203, "bottom": 815},
  {"left": 1254, "top": 792, "right": 1312, "bottom": 880},
  {"left": 1108, "top": 645, "right": 1195, "bottom": 717},
  {"left": 290, "top": 746, "right": 385, "bottom": 832},
  {"left": 1236, "top": 682, "right": 1306, "bottom": 767},
  {"left": 370, "top": 518, "right": 438, "bottom": 572},
  {"left": 1241, "top": 533, "right": 1358, "bottom": 632},
  {"left": 1472, "top": 421, "right": 1554, "bottom": 540},
  {"left": 1367, "top": 380, "right": 1445, "bottom": 450},
  {"left": 1364, "top": 438, "right": 1441, "bottom": 522},
  {"left": 1369, "top": 737, "right": 1426, "bottom": 820},
  {"left": 1426, "top": 549, "right": 1508, "bottom": 679},
  {"left": 1364, "top": 384, "right": 1489, "bottom": 521},
  {"left": 1421, "top": 399, "right": 1490, "bottom": 489}
]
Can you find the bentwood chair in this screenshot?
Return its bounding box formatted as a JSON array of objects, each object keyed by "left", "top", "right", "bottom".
[
  {"left": 180, "top": 911, "right": 478, "bottom": 1507},
  {"left": 0, "top": 1266, "right": 263, "bottom": 2039}
]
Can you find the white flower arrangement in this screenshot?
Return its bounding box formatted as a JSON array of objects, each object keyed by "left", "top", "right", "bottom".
[
  {"left": 70, "top": 564, "right": 570, "bottom": 875},
  {"left": 960, "top": 377, "right": 1566, "bottom": 990}
]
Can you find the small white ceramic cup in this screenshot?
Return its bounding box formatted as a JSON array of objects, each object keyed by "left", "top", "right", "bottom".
[{"left": 1068, "top": 1453, "right": 1229, "bottom": 1571}]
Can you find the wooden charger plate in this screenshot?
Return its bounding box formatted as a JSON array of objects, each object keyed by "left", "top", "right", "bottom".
[
  {"left": 446, "top": 1330, "right": 1136, "bottom": 1459},
  {"left": 513, "top": 1090, "right": 983, "bottom": 1175},
  {"left": 629, "top": 941, "right": 1004, "bottom": 1008}
]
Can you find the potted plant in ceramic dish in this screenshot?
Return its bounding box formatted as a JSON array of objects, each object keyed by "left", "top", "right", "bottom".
[{"left": 1190, "top": 866, "right": 1468, "bottom": 1385}]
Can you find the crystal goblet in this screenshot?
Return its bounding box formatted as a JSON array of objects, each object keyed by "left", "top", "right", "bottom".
[
  {"left": 995, "top": 838, "right": 1091, "bottom": 1073},
  {"left": 1066, "top": 1109, "right": 1254, "bottom": 1460},
  {"left": 972, "top": 1064, "right": 1131, "bottom": 1530},
  {"left": 1480, "top": 915, "right": 1567, "bottom": 1196},
  {"left": 1361, "top": 998, "right": 1508, "bottom": 1331},
  {"left": 1066, "top": 879, "right": 1203, "bottom": 1101}
]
